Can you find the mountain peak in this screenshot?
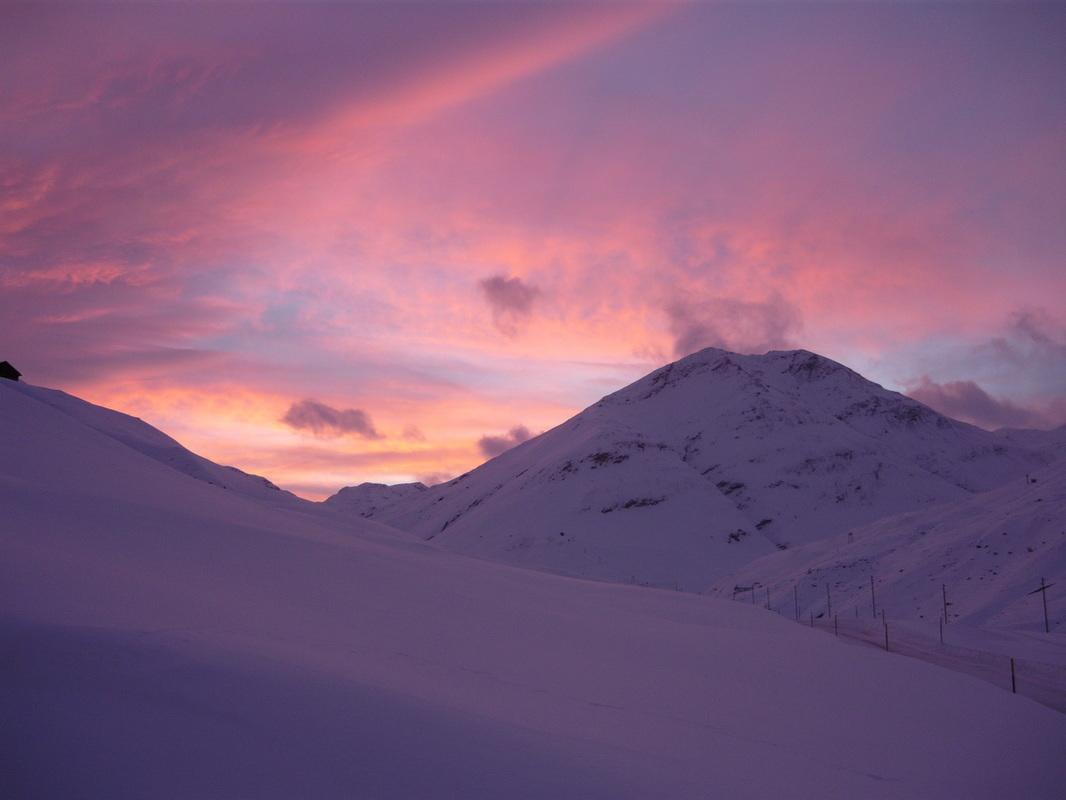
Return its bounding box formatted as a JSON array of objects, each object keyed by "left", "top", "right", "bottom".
[
  {"left": 361, "top": 347, "right": 1050, "bottom": 589},
  {"left": 601, "top": 346, "right": 870, "bottom": 410}
]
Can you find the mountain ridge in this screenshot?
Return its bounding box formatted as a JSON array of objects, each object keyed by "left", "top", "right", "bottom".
[{"left": 342, "top": 347, "right": 1053, "bottom": 589}]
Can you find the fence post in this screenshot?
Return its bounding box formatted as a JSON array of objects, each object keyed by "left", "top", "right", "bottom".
[
  {"left": 1010, "top": 657, "right": 1016, "bottom": 694},
  {"left": 826, "top": 583, "right": 832, "bottom": 617},
  {"left": 870, "top": 575, "right": 877, "bottom": 617},
  {"left": 939, "top": 615, "right": 944, "bottom": 645},
  {"left": 883, "top": 621, "right": 889, "bottom": 651}
]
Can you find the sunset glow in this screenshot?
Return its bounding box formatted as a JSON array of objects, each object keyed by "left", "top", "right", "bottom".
[{"left": 4, "top": 2, "right": 1065, "bottom": 497}]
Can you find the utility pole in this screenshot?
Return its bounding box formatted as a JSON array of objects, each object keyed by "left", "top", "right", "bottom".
[
  {"left": 1027, "top": 578, "right": 1054, "bottom": 633},
  {"left": 870, "top": 575, "right": 877, "bottom": 617}
]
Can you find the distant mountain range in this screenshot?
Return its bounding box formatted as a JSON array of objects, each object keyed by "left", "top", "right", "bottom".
[{"left": 324, "top": 481, "right": 428, "bottom": 518}]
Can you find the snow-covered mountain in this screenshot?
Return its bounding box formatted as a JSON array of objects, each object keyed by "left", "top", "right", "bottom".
[
  {"left": 708, "top": 459, "right": 1066, "bottom": 631},
  {"left": 4, "top": 376, "right": 1066, "bottom": 798},
  {"left": 351, "top": 348, "right": 1049, "bottom": 589},
  {"left": 322, "top": 480, "right": 427, "bottom": 517}
]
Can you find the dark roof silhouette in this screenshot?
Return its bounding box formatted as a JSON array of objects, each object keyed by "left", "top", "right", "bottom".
[{"left": 0, "top": 361, "right": 21, "bottom": 381}]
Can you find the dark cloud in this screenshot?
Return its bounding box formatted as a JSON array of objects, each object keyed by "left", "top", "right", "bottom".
[
  {"left": 281, "top": 399, "right": 381, "bottom": 439},
  {"left": 908, "top": 307, "right": 1066, "bottom": 430},
  {"left": 477, "top": 425, "right": 532, "bottom": 458},
  {"left": 906, "top": 377, "right": 1044, "bottom": 430},
  {"left": 984, "top": 309, "right": 1066, "bottom": 372},
  {"left": 402, "top": 425, "right": 426, "bottom": 441},
  {"left": 1011, "top": 309, "right": 1066, "bottom": 354},
  {"left": 417, "top": 471, "right": 454, "bottom": 487},
  {"left": 479, "top": 274, "right": 540, "bottom": 336},
  {"left": 666, "top": 293, "right": 801, "bottom": 357}
]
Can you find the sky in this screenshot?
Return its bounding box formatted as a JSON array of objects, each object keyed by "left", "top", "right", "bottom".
[{"left": 3, "top": 1, "right": 1065, "bottom": 499}]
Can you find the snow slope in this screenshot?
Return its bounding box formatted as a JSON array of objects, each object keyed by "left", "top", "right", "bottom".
[
  {"left": 7, "top": 381, "right": 307, "bottom": 508},
  {"left": 708, "top": 460, "right": 1066, "bottom": 632},
  {"left": 358, "top": 348, "right": 1047, "bottom": 589},
  {"left": 4, "top": 379, "right": 1066, "bottom": 798},
  {"left": 996, "top": 424, "right": 1066, "bottom": 464}
]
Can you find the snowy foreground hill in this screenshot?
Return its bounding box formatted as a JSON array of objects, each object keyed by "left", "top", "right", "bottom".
[
  {"left": 4, "top": 378, "right": 1066, "bottom": 796},
  {"left": 346, "top": 348, "right": 1049, "bottom": 590},
  {"left": 16, "top": 382, "right": 310, "bottom": 509},
  {"left": 709, "top": 459, "right": 1066, "bottom": 631}
]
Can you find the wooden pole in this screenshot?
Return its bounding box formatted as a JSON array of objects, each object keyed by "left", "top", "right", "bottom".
[
  {"left": 870, "top": 575, "right": 876, "bottom": 617},
  {"left": 939, "top": 615, "right": 944, "bottom": 645},
  {"left": 825, "top": 583, "right": 832, "bottom": 617},
  {"left": 883, "top": 621, "right": 889, "bottom": 651},
  {"left": 1010, "top": 657, "right": 1017, "bottom": 694}
]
